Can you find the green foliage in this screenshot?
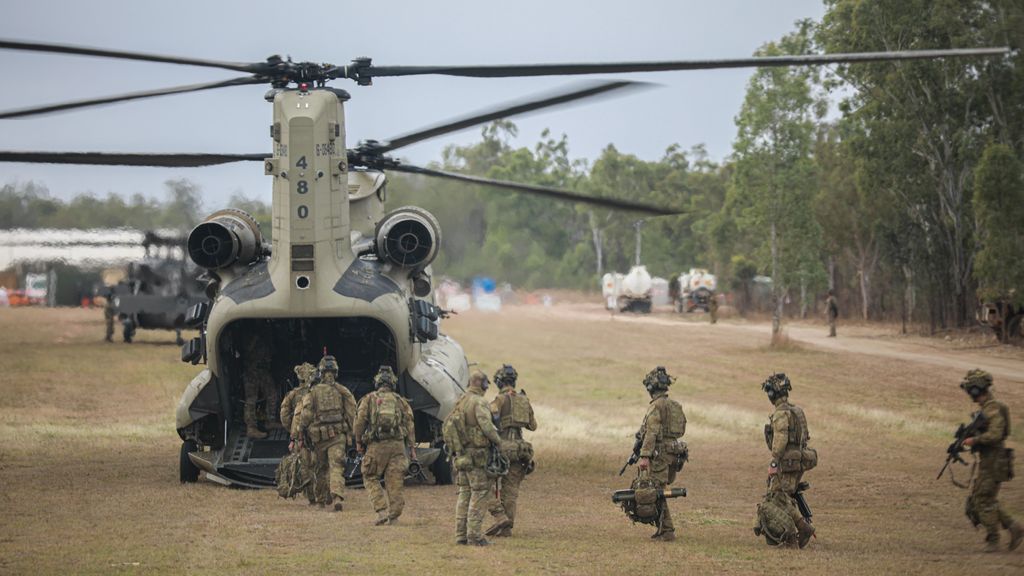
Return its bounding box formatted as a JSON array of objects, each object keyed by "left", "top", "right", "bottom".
[{"left": 973, "top": 143, "right": 1024, "bottom": 305}]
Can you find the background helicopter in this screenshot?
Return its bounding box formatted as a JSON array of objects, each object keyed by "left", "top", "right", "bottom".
[
  {"left": 0, "top": 39, "right": 1007, "bottom": 487},
  {"left": 107, "top": 230, "right": 208, "bottom": 345}
]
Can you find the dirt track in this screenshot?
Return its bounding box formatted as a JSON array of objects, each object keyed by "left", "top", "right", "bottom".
[{"left": 1, "top": 306, "right": 1023, "bottom": 575}]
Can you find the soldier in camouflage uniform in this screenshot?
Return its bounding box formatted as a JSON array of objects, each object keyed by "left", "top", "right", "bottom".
[
  {"left": 485, "top": 364, "right": 537, "bottom": 538},
  {"left": 761, "top": 373, "right": 816, "bottom": 548},
  {"left": 242, "top": 331, "right": 279, "bottom": 439},
  {"left": 636, "top": 366, "right": 688, "bottom": 542},
  {"left": 354, "top": 366, "right": 416, "bottom": 525},
  {"left": 103, "top": 286, "right": 115, "bottom": 342},
  {"left": 294, "top": 355, "right": 357, "bottom": 510},
  {"left": 282, "top": 362, "right": 317, "bottom": 505},
  {"left": 959, "top": 369, "right": 1022, "bottom": 553},
  {"left": 450, "top": 371, "right": 503, "bottom": 546}
]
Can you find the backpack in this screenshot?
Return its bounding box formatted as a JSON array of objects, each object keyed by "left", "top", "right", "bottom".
[
  {"left": 754, "top": 494, "right": 797, "bottom": 546},
  {"left": 659, "top": 398, "right": 687, "bottom": 439},
  {"left": 275, "top": 451, "right": 310, "bottom": 499},
  {"left": 442, "top": 399, "right": 467, "bottom": 457},
  {"left": 370, "top": 391, "right": 405, "bottom": 441},
  {"left": 311, "top": 384, "right": 345, "bottom": 426},
  {"left": 498, "top": 391, "right": 533, "bottom": 429}
]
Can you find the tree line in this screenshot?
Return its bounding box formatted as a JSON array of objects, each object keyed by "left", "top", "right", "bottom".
[{"left": 3, "top": 1, "right": 1021, "bottom": 339}]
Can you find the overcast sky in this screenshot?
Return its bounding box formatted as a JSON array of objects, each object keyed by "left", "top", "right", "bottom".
[{"left": 0, "top": 0, "right": 826, "bottom": 209}]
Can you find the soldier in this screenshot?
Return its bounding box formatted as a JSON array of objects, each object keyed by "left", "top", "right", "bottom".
[
  {"left": 354, "top": 366, "right": 416, "bottom": 526},
  {"left": 242, "top": 331, "right": 279, "bottom": 439},
  {"left": 825, "top": 289, "right": 838, "bottom": 337},
  {"left": 282, "top": 362, "right": 317, "bottom": 505},
  {"left": 760, "top": 373, "right": 816, "bottom": 548},
  {"left": 709, "top": 293, "right": 719, "bottom": 324},
  {"left": 636, "top": 366, "right": 688, "bottom": 542},
  {"left": 103, "top": 286, "right": 116, "bottom": 342},
  {"left": 485, "top": 364, "right": 537, "bottom": 538},
  {"left": 294, "top": 355, "right": 357, "bottom": 511},
  {"left": 959, "top": 369, "right": 1022, "bottom": 552},
  {"left": 449, "top": 371, "right": 503, "bottom": 546}
]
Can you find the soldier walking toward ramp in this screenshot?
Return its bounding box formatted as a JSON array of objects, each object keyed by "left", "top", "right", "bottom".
[
  {"left": 281, "top": 362, "right": 317, "bottom": 505},
  {"left": 354, "top": 366, "right": 416, "bottom": 525},
  {"left": 755, "top": 373, "right": 816, "bottom": 548},
  {"left": 486, "top": 364, "right": 537, "bottom": 538},
  {"left": 295, "top": 355, "right": 357, "bottom": 511},
  {"left": 957, "top": 369, "right": 1022, "bottom": 552},
  {"left": 445, "top": 371, "right": 503, "bottom": 546},
  {"left": 635, "top": 366, "right": 688, "bottom": 542}
]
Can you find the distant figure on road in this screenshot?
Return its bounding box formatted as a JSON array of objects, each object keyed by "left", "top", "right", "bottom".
[
  {"left": 103, "top": 287, "right": 115, "bottom": 342},
  {"left": 709, "top": 294, "right": 719, "bottom": 324},
  {"left": 825, "top": 290, "right": 838, "bottom": 337}
]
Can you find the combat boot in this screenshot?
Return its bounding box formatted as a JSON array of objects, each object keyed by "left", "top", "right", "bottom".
[
  {"left": 485, "top": 514, "right": 512, "bottom": 537},
  {"left": 374, "top": 511, "right": 389, "bottom": 526},
  {"left": 796, "top": 518, "right": 815, "bottom": 549},
  {"left": 984, "top": 535, "right": 1000, "bottom": 553},
  {"left": 467, "top": 538, "right": 490, "bottom": 546},
  {"left": 332, "top": 495, "right": 344, "bottom": 512},
  {"left": 655, "top": 531, "right": 676, "bottom": 542},
  {"left": 1009, "top": 522, "right": 1023, "bottom": 552}
]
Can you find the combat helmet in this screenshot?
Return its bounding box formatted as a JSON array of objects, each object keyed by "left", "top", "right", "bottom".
[
  {"left": 469, "top": 370, "right": 490, "bottom": 392},
  {"left": 761, "top": 372, "right": 791, "bottom": 401},
  {"left": 643, "top": 366, "right": 674, "bottom": 394},
  {"left": 293, "top": 362, "right": 316, "bottom": 386},
  {"left": 494, "top": 364, "right": 518, "bottom": 389},
  {"left": 319, "top": 354, "right": 339, "bottom": 376},
  {"left": 960, "top": 368, "right": 993, "bottom": 399},
  {"left": 374, "top": 365, "right": 397, "bottom": 390}
]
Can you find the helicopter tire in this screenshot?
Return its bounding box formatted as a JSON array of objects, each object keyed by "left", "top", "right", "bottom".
[
  {"left": 122, "top": 319, "right": 134, "bottom": 343},
  {"left": 180, "top": 440, "right": 200, "bottom": 483},
  {"left": 431, "top": 451, "right": 454, "bottom": 485}
]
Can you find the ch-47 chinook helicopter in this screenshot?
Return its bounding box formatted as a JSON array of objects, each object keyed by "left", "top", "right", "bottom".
[{"left": 0, "top": 39, "right": 1008, "bottom": 487}]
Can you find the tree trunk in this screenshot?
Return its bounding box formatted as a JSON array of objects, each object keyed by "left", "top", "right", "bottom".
[
  {"left": 800, "top": 277, "right": 808, "bottom": 319},
  {"left": 589, "top": 212, "right": 603, "bottom": 278},
  {"left": 771, "top": 221, "right": 781, "bottom": 338},
  {"left": 858, "top": 264, "right": 870, "bottom": 321}
]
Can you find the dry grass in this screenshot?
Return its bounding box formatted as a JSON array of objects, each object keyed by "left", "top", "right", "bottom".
[{"left": 1, "top": 305, "right": 1023, "bottom": 575}]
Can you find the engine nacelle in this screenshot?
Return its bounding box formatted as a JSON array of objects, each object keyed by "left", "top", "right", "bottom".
[
  {"left": 187, "top": 209, "right": 263, "bottom": 270},
  {"left": 375, "top": 206, "right": 440, "bottom": 269}
]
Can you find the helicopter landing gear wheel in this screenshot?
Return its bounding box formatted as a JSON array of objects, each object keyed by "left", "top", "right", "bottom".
[
  {"left": 175, "top": 329, "right": 185, "bottom": 347},
  {"left": 180, "top": 440, "right": 200, "bottom": 483},
  {"left": 431, "top": 447, "right": 454, "bottom": 485}
]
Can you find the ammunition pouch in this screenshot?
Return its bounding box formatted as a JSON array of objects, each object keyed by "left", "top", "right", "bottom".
[
  {"left": 779, "top": 448, "right": 804, "bottom": 473},
  {"left": 764, "top": 424, "right": 773, "bottom": 451},
  {"left": 800, "top": 447, "right": 818, "bottom": 472},
  {"left": 453, "top": 454, "right": 473, "bottom": 471},
  {"left": 664, "top": 439, "right": 689, "bottom": 474},
  {"left": 503, "top": 439, "right": 534, "bottom": 469}
]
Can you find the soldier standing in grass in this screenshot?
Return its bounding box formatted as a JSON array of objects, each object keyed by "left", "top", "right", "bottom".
[
  {"left": 103, "top": 286, "right": 116, "bottom": 342},
  {"left": 446, "top": 371, "right": 503, "bottom": 546},
  {"left": 758, "top": 373, "right": 816, "bottom": 548},
  {"left": 354, "top": 366, "right": 416, "bottom": 525},
  {"left": 282, "top": 362, "right": 317, "bottom": 505},
  {"left": 636, "top": 366, "right": 688, "bottom": 542},
  {"left": 825, "top": 290, "right": 838, "bottom": 337},
  {"left": 295, "top": 355, "right": 356, "bottom": 511},
  {"left": 485, "top": 364, "right": 537, "bottom": 538},
  {"left": 958, "top": 369, "right": 1022, "bottom": 553}
]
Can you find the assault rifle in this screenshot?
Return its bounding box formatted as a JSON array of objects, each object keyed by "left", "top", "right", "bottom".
[
  {"left": 793, "top": 481, "right": 812, "bottom": 522},
  {"left": 619, "top": 430, "right": 644, "bottom": 476},
  {"left": 936, "top": 410, "right": 988, "bottom": 481}
]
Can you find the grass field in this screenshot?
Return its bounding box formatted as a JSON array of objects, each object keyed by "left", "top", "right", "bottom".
[{"left": 1, "top": 305, "right": 1023, "bottom": 575}]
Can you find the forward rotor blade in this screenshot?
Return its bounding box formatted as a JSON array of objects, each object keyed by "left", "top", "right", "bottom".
[
  {"left": 356, "top": 47, "right": 1010, "bottom": 80},
  {"left": 0, "top": 38, "right": 260, "bottom": 73},
  {"left": 0, "top": 76, "right": 266, "bottom": 119},
  {"left": 0, "top": 151, "right": 266, "bottom": 167},
  {"left": 375, "top": 80, "right": 652, "bottom": 153},
  {"left": 389, "top": 164, "right": 681, "bottom": 216}
]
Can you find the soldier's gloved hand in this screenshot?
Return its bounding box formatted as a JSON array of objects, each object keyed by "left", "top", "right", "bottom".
[
  {"left": 768, "top": 462, "right": 778, "bottom": 476},
  {"left": 962, "top": 437, "right": 976, "bottom": 448},
  {"left": 409, "top": 446, "right": 417, "bottom": 460},
  {"left": 356, "top": 443, "right": 365, "bottom": 454},
  {"left": 288, "top": 440, "right": 295, "bottom": 453},
  {"left": 638, "top": 457, "right": 650, "bottom": 471}
]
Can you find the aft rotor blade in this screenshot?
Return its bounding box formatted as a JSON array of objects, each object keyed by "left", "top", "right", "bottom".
[
  {"left": 375, "top": 80, "right": 652, "bottom": 153},
  {"left": 389, "top": 164, "right": 682, "bottom": 216},
  {"left": 0, "top": 76, "right": 266, "bottom": 119},
  {"left": 0, "top": 151, "right": 267, "bottom": 167},
  {"left": 356, "top": 47, "right": 1010, "bottom": 80},
  {"left": 0, "top": 38, "right": 261, "bottom": 73}
]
